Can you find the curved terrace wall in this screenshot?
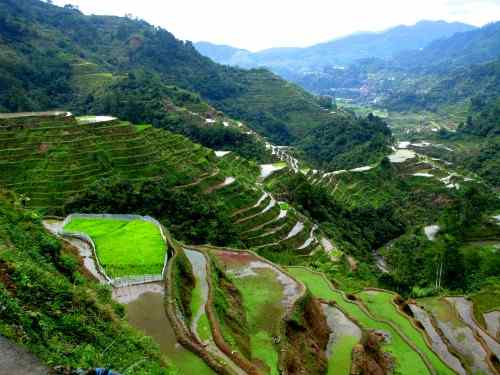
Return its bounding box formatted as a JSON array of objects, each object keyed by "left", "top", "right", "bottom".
[
  {"left": 59, "top": 213, "right": 169, "bottom": 288},
  {"left": 194, "top": 245, "right": 308, "bottom": 374}
]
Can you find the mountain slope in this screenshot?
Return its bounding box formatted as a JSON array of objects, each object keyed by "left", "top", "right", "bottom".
[
  {"left": 395, "top": 21, "right": 500, "bottom": 71},
  {"left": 0, "top": 0, "right": 319, "bottom": 143},
  {"left": 194, "top": 41, "right": 252, "bottom": 67},
  {"left": 0, "top": 0, "right": 392, "bottom": 169},
  {"left": 293, "top": 22, "right": 500, "bottom": 112},
  {"left": 0, "top": 190, "right": 173, "bottom": 374}
]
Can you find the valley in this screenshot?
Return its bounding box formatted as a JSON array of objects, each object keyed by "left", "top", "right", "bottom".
[{"left": 0, "top": 1, "right": 499, "bottom": 374}]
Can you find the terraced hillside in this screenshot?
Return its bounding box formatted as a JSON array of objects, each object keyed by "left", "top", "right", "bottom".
[
  {"left": 0, "top": 113, "right": 335, "bottom": 262},
  {"left": 0, "top": 113, "right": 217, "bottom": 212},
  {"left": 289, "top": 267, "right": 500, "bottom": 375},
  {"left": 2, "top": 180, "right": 499, "bottom": 375}
]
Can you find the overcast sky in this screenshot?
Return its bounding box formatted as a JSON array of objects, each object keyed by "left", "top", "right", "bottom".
[{"left": 52, "top": 0, "right": 500, "bottom": 51}]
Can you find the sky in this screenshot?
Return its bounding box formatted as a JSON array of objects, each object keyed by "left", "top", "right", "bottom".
[{"left": 52, "top": 0, "right": 500, "bottom": 51}]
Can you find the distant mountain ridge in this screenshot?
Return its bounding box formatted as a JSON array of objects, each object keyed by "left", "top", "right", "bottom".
[
  {"left": 394, "top": 21, "right": 500, "bottom": 70},
  {"left": 195, "top": 20, "right": 476, "bottom": 76}
]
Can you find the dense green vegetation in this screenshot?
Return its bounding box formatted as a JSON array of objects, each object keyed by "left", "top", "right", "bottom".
[
  {"left": 458, "top": 98, "right": 500, "bottom": 186},
  {"left": 297, "top": 112, "right": 392, "bottom": 170},
  {"left": 1, "top": 2, "right": 500, "bottom": 373},
  {"left": 66, "top": 177, "right": 242, "bottom": 247},
  {"left": 381, "top": 185, "right": 500, "bottom": 294},
  {"left": 0, "top": 191, "right": 173, "bottom": 373},
  {"left": 88, "top": 74, "right": 272, "bottom": 163},
  {"left": 0, "top": 0, "right": 392, "bottom": 169},
  {"left": 63, "top": 218, "right": 166, "bottom": 277},
  {"left": 171, "top": 248, "right": 195, "bottom": 323},
  {"left": 264, "top": 170, "right": 404, "bottom": 257},
  {"left": 0, "top": 115, "right": 217, "bottom": 212},
  {"left": 208, "top": 254, "right": 252, "bottom": 359}
]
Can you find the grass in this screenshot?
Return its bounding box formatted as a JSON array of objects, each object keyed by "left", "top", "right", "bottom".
[
  {"left": 197, "top": 314, "right": 212, "bottom": 342},
  {"left": 278, "top": 202, "right": 289, "bottom": 210},
  {"left": 135, "top": 124, "right": 152, "bottom": 132},
  {"left": 0, "top": 116, "right": 218, "bottom": 212},
  {"left": 229, "top": 268, "right": 283, "bottom": 375},
  {"left": 357, "top": 290, "right": 455, "bottom": 375},
  {"left": 64, "top": 218, "right": 166, "bottom": 278},
  {"left": 418, "top": 298, "right": 458, "bottom": 326},
  {"left": 0, "top": 194, "right": 173, "bottom": 374},
  {"left": 328, "top": 335, "right": 359, "bottom": 375},
  {"left": 469, "top": 280, "right": 500, "bottom": 327},
  {"left": 287, "top": 267, "right": 432, "bottom": 375}
]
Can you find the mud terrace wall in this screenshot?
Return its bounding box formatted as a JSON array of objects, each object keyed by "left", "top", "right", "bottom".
[
  {"left": 195, "top": 248, "right": 261, "bottom": 375},
  {"left": 194, "top": 245, "right": 308, "bottom": 374},
  {"left": 59, "top": 213, "right": 169, "bottom": 288},
  {"left": 164, "top": 237, "right": 234, "bottom": 374}
]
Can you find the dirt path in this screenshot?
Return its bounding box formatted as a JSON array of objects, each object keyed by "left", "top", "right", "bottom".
[
  {"left": 173, "top": 168, "right": 220, "bottom": 190},
  {"left": 204, "top": 176, "right": 235, "bottom": 194},
  {"left": 0, "top": 336, "right": 48, "bottom": 375},
  {"left": 346, "top": 255, "right": 358, "bottom": 272}
]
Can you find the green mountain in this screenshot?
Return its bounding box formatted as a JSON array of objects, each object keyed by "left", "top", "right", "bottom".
[
  {"left": 0, "top": 0, "right": 391, "bottom": 169},
  {"left": 289, "top": 21, "right": 500, "bottom": 121},
  {"left": 2, "top": 113, "right": 499, "bottom": 374}
]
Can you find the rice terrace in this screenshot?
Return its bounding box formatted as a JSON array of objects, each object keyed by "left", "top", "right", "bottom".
[
  {"left": 63, "top": 215, "right": 167, "bottom": 278},
  {"left": 1, "top": 1, "right": 500, "bottom": 375}
]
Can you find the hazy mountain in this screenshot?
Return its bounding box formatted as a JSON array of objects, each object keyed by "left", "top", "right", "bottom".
[
  {"left": 195, "top": 20, "right": 476, "bottom": 76},
  {"left": 395, "top": 21, "right": 500, "bottom": 70}
]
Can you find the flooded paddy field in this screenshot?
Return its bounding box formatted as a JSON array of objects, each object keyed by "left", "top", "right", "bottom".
[{"left": 211, "top": 249, "right": 303, "bottom": 374}]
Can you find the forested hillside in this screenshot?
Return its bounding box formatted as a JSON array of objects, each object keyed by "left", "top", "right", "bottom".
[{"left": 0, "top": 0, "right": 391, "bottom": 170}]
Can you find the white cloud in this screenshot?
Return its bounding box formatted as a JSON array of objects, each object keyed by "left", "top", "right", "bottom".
[{"left": 52, "top": 0, "right": 500, "bottom": 51}]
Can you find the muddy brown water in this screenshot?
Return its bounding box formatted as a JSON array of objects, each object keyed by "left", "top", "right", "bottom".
[
  {"left": 125, "top": 291, "right": 214, "bottom": 374},
  {"left": 125, "top": 291, "right": 175, "bottom": 353}
]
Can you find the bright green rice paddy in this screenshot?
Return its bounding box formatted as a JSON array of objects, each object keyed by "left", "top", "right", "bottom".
[
  {"left": 64, "top": 218, "right": 166, "bottom": 278},
  {"left": 287, "top": 267, "right": 432, "bottom": 375}
]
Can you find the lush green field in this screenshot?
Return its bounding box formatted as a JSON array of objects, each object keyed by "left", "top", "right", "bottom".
[
  {"left": 357, "top": 290, "right": 454, "bottom": 375},
  {"left": 232, "top": 268, "right": 282, "bottom": 374},
  {"left": 287, "top": 267, "right": 432, "bottom": 375},
  {"left": 328, "top": 335, "right": 359, "bottom": 375},
  {"left": 213, "top": 250, "right": 284, "bottom": 374},
  {"left": 64, "top": 218, "right": 166, "bottom": 277}
]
